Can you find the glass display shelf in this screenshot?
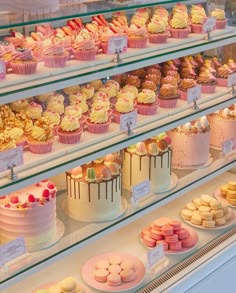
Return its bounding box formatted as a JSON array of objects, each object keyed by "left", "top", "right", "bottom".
[
  {"left": 0, "top": 0, "right": 206, "bottom": 30},
  {"left": 1, "top": 171, "right": 236, "bottom": 292},
  {"left": 0, "top": 87, "right": 235, "bottom": 195},
  {"left": 1, "top": 28, "right": 235, "bottom": 105}
]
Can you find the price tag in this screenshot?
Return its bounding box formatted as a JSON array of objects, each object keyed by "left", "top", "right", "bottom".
[
  {"left": 0, "top": 237, "right": 26, "bottom": 266},
  {"left": 147, "top": 243, "right": 165, "bottom": 269},
  {"left": 0, "top": 146, "right": 24, "bottom": 173},
  {"left": 221, "top": 138, "right": 235, "bottom": 155},
  {"left": 203, "top": 17, "right": 216, "bottom": 33},
  {"left": 131, "top": 180, "right": 150, "bottom": 203},
  {"left": 227, "top": 73, "right": 236, "bottom": 87},
  {"left": 187, "top": 85, "right": 201, "bottom": 104},
  {"left": 107, "top": 35, "right": 128, "bottom": 55},
  {"left": 0, "top": 60, "right": 6, "bottom": 81},
  {"left": 120, "top": 111, "right": 137, "bottom": 131}
]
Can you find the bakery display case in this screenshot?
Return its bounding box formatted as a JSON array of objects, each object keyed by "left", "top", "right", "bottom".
[{"left": 0, "top": 0, "right": 236, "bottom": 292}]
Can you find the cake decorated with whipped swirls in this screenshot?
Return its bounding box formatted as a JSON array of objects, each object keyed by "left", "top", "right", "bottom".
[
  {"left": 167, "top": 117, "right": 210, "bottom": 168},
  {"left": 207, "top": 105, "right": 236, "bottom": 149},
  {"left": 0, "top": 179, "right": 57, "bottom": 249},
  {"left": 66, "top": 153, "right": 122, "bottom": 221},
  {"left": 122, "top": 133, "right": 172, "bottom": 192}
]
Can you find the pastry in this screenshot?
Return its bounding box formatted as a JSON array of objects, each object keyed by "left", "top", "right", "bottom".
[
  {"left": 57, "top": 115, "right": 83, "bottom": 144},
  {"left": 10, "top": 48, "right": 38, "bottom": 75}
]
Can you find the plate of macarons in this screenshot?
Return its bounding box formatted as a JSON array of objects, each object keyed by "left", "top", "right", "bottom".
[
  {"left": 214, "top": 181, "right": 236, "bottom": 208},
  {"left": 140, "top": 217, "right": 198, "bottom": 255},
  {"left": 180, "top": 194, "right": 236, "bottom": 230},
  {"left": 81, "top": 252, "right": 145, "bottom": 292}
]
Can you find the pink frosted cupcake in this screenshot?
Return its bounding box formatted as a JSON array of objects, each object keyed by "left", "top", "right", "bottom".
[
  {"left": 73, "top": 29, "right": 97, "bottom": 61},
  {"left": 126, "top": 24, "right": 148, "bottom": 48},
  {"left": 5, "top": 32, "right": 24, "bottom": 48},
  {"left": 216, "top": 64, "right": 233, "bottom": 87},
  {"left": 57, "top": 115, "right": 83, "bottom": 144},
  {"left": 179, "top": 78, "right": 198, "bottom": 100},
  {"left": 0, "top": 44, "right": 14, "bottom": 70},
  {"left": 100, "top": 28, "right": 118, "bottom": 54},
  {"left": 113, "top": 96, "right": 135, "bottom": 123},
  {"left": 7, "top": 126, "right": 26, "bottom": 148},
  {"left": 43, "top": 41, "right": 68, "bottom": 68},
  {"left": 198, "top": 69, "right": 217, "bottom": 93},
  {"left": 211, "top": 9, "right": 227, "bottom": 29},
  {"left": 64, "top": 105, "right": 86, "bottom": 128},
  {"left": 190, "top": 4, "right": 207, "bottom": 33},
  {"left": 170, "top": 7, "right": 189, "bottom": 38},
  {"left": 27, "top": 117, "right": 54, "bottom": 154},
  {"left": 23, "top": 37, "right": 43, "bottom": 61},
  {"left": 147, "top": 18, "right": 168, "bottom": 44},
  {"left": 136, "top": 89, "right": 158, "bottom": 115},
  {"left": 86, "top": 106, "right": 111, "bottom": 133},
  {"left": 157, "top": 84, "right": 179, "bottom": 108},
  {"left": 10, "top": 49, "right": 37, "bottom": 75}
]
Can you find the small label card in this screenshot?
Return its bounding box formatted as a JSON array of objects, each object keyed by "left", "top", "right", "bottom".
[
  {"left": 227, "top": 73, "right": 236, "bottom": 87},
  {"left": 187, "top": 85, "right": 201, "bottom": 104},
  {"left": 0, "top": 237, "right": 26, "bottom": 266},
  {"left": 147, "top": 243, "right": 165, "bottom": 269},
  {"left": 107, "top": 35, "right": 128, "bottom": 54},
  {"left": 120, "top": 111, "right": 137, "bottom": 132},
  {"left": 0, "top": 60, "right": 6, "bottom": 81},
  {"left": 131, "top": 180, "right": 151, "bottom": 203},
  {"left": 222, "top": 138, "right": 235, "bottom": 155},
  {"left": 203, "top": 17, "right": 216, "bottom": 33},
  {"left": 0, "top": 146, "right": 24, "bottom": 173}
]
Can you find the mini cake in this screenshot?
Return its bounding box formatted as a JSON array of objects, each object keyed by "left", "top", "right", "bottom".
[
  {"left": 211, "top": 8, "right": 227, "bottom": 29},
  {"left": 65, "top": 154, "right": 122, "bottom": 221},
  {"left": 122, "top": 134, "right": 173, "bottom": 192},
  {"left": 0, "top": 180, "right": 57, "bottom": 249},
  {"left": 168, "top": 117, "right": 210, "bottom": 168},
  {"left": 207, "top": 106, "right": 236, "bottom": 149}
]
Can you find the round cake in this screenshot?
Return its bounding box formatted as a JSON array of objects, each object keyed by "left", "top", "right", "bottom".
[
  {"left": 167, "top": 117, "right": 210, "bottom": 168},
  {"left": 66, "top": 154, "right": 122, "bottom": 221},
  {"left": 122, "top": 134, "right": 173, "bottom": 192},
  {"left": 0, "top": 180, "right": 57, "bottom": 249},
  {"left": 208, "top": 105, "right": 236, "bottom": 149}
]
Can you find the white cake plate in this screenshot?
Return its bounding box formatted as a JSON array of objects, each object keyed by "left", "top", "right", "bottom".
[
  {"left": 153, "top": 173, "right": 178, "bottom": 194},
  {"left": 62, "top": 197, "right": 128, "bottom": 223},
  {"left": 172, "top": 154, "right": 213, "bottom": 170}
]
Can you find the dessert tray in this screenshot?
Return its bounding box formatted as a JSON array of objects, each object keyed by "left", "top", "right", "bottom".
[
  {"left": 154, "top": 173, "right": 178, "bottom": 194},
  {"left": 81, "top": 252, "right": 145, "bottom": 292},
  {"left": 214, "top": 188, "right": 236, "bottom": 208},
  {"left": 33, "top": 280, "right": 91, "bottom": 293}
]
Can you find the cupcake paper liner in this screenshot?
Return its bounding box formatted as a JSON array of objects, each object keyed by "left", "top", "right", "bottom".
[
  {"left": 136, "top": 102, "right": 158, "bottom": 115},
  {"left": 101, "top": 42, "right": 108, "bottom": 54},
  {"left": 10, "top": 61, "right": 37, "bottom": 74},
  {"left": 43, "top": 53, "right": 68, "bottom": 68},
  {"left": 57, "top": 127, "right": 83, "bottom": 144},
  {"left": 149, "top": 33, "right": 168, "bottom": 44},
  {"left": 191, "top": 24, "right": 204, "bottom": 34},
  {"left": 27, "top": 138, "right": 54, "bottom": 154},
  {"left": 86, "top": 118, "right": 111, "bottom": 133},
  {"left": 170, "top": 28, "right": 189, "bottom": 39},
  {"left": 157, "top": 97, "right": 178, "bottom": 108},
  {"left": 215, "top": 19, "right": 227, "bottom": 30},
  {"left": 179, "top": 89, "right": 188, "bottom": 101},
  {"left": 73, "top": 47, "right": 97, "bottom": 61},
  {"left": 128, "top": 37, "right": 148, "bottom": 48},
  {"left": 217, "top": 78, "right": 228, "bottom": 87},
  {"left": 200, "top": 84, "right": 216, "bottom": 93}
]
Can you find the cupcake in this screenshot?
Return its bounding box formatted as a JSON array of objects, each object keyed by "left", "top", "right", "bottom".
[
  {"left": 190, "top": 4, "right": 207, "bottom": 33},
  {"left": 131, "top": 8, "right": 150, "bottom": 26},
  {"left": 113, "top": 96, "right": 135, "bottom": 123},
  {"left": 89, "top": 79, "right": 103, "bottom": 91},
  {"left": 216, "top": 64, "right": 233, "bottom": 87},
  {"left": 0, "top": 131, "right": 16, "bottom": 152},
  {"left": 147, "top": 18, "right": 168, "bottom": 44},
  {"left": 10, "top": 99, "right": 29, "bottom": 113},
  {"left": 141, "top": 80, "right": 157, "bottom": 91},
  {"left": 136, "top": 89, "right": 158, "bottom": 115},
  {"left": 86, "top": 106, "right": 111, "bottom": 133},
  {"left": 15, "top": 111, "right": 34, "bottom": 137},
  {"left": 64, "top": 105, "right": 86, "bottom": 128},
  {"left": 100, "top": 28, "right": 117, "bottom": 54},
  {"left": 46, "top": 94, "right": 65, "bottom": 115},
  {"left": 0, "top": 44, "right": 14, "bottom": 70},
  {"left": 227, "top": 59, "right": 236, "bottom": 72},
  {"left": 5, "top": 32, "right": 24, "bottom": 48},
  {"left": 6, "top": 125, "right": 26, "bottom": 147},
  {"left": 198, "top": 69, "right": 217, "bottom": 93},
  {"left": 42, "top": 110, "right": 61, "bottom": 135},
  {"left": 63, "top": 85, "right": 80, "bottom": 96},
  {"left": 126, "top": 74, "right": 141, "bottom": 88},
  {"left": 211, "top": 9, "right": 227, "bottom": 29},
  {"left": 157, "top": 84, "right": 179, "bottom": 108},
  {"left": 10, "top": 49, "right": 37, "bottom": 75},
  {"left": 26, "top": 102, "right": 42, "bottom": 120},
  {"left": 126, "top": 24, "right": 148, "bottom": 48},
  {"left": 170, "top": 8, "right": 189, "bottom": 38},
  {"left": 73, "top": 29, "right": 97, "bottom": 61},
  {"left": 161, "top": 75, "right": 178, "bottom": 87},
  {"left": 179, "top": 78, "right": 198, "bottom": 100},
  {"left": 153, "top": 6, "right": 169, "bottom": 31},
  {"left": 27, "top": 117, "right": 54, "bottom": 154},
  {"left": 23, "top": 37, "right": 43, "bottom": 61},
  {"left": 43, "top": 41, "right": 68, "bottom": 68},
  {"left": 57, "top": 115, "right": 83, "bottom": 144}
]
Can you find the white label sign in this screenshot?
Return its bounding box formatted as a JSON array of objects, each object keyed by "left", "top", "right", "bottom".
[
  {"left": 222, "top": 138, "right": 235, "bottom": 155},
  {"left": 0, "top": 60, "right": 6, "bottom": 81},
  {"left": 187, "top": 85, "right": 202, "bottom": 104},
  {"left": 107, "top": 35, "right": 128, "bottom": 54},
  {"left": 147, "top": 243, "right": 165, "bottom": 269},
  {"left": 0, "top": 146, "right": 24, "bottom": 173},
  {"left": 132, "top": 180, "right": 150, "bottom": 203},
  {"left": 0, "top": 237, "right": 26, "bottom": 266},
  {"left": 120, "top": 111, "right": 137, "bottom": 131},
  {"left": 227, "top": 73, "right": 236, "bottom": 87},
  {"left": 203, "top": 17, "right": 216, "bottom": 33}
]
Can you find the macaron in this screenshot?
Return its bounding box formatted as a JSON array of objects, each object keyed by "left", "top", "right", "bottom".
[
  {"left": 199, "top": 211, "right": 213, "bottom": 221},
  {"left": 107, "top": 273, "right": 122, "bottom": 286},
  {"left": 142, "top": 235, "right": 156, "bottom": 247},
  {"left": 169, "top": 241, "right": 182, "bottom": 251},
  {"left": 108, "top": 264, "right": 122, "bottom": 274},
  {"left": 220, "top": 185, "right": 228, "bottom": 197},
  {"left": 201, "top": 194, "right": 213, "bottom": 205},
  {"left": 210, "top": 199, "right": 222, "bottom": 210},
  {"left": 141, "top": 228, "right": 151, "bottom": 238},
  {"left": 161, "top": 225, "right": 174, "bottom": 236},
  {"left": 120, "top": 269, "right": 136, "bottom": 282},
  {"left": 215, "top": 216, "right": 226, "bottom": 226},
  {"left": 211, "top": 209, "right": 224, "bottom": 219},
  {"left": 198, "top": 206, "right": 211, "bottom": 212},
  {"left": 190, "top": 214, "right": 202, "bottom": 226},
  {"left": 94, "top": 269, "right": 109, "bottom": 282},
  {"left": 175, "top": 228, "right": 190, "bottom": 240},
  {"left": 181, "top": 209, "right": 193, "bottom": 220},
  {"left": 202, "top": 220, "right": 215, "bottom": 228},
  {"left": 109, "top": 255, "right": 122, "bottom": 265},
  {"left": 186, "top": 202, "right": 197, "bottom": 211},
  {"left": 228, "top": 181, "right": 236, "bottom": 190},
  {"left": 165, "top": 234, "right": 178, "bottom": 244},
  {"left": 120, "top": 260, "right": 134, "bottom": 271},
  {"left": 181, "top": 236, "right": 196, "bottom": 248},
  {"left": 48, "top": 285, "right": 61, "bottom": 293},
  {"left": 168, "top": 220, "right": 182, "bottom": 230},
  {"left": 96, "top": 260, "right": 109, "bottom": 270},
  {"left": 192, "top": 197, "right": 202, "bottom": 208},
  {"left": 156, "top": 240, "right": 168, "bottom": 251},
  {"left": 150, "top": 229, "right": 164, "bottom": 240},
  {"left": 153, "top": 217, "right": 170, "bottom": 230},
  {"left": 59, "top": 277, "right": 77, "bottom": 293}
]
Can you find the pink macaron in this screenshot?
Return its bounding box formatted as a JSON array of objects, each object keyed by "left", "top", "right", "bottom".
[
  {"left": 141, "top": 228, "right": 151, "bottom": 238},
  {"left": 142, "top": 235, "right": 156, "bottom": 247},
  {"left": 153, "top": 217, "right": 170, "bottom": 230},
  {"left": 161, "top": 225, "right": 174, "bottom": 236},
  {"left": 175, "top": 228, "right": 190, "bottom": 240},
  {"left": 107, "top": 273, "right": 122, "bottom": 286},
  {"left": 120, "top": 260, "right": 134, "bottom": 271},
  {"left": 168, "top": 220, "right": 182, "bottom": 230},
  {"left": 94, "top": 269, "right": 109, "bottom": 282},
  {"left": 150, "top": 229, "right": 164, "bottom": 240},
  {"left": 156, "top": 240, "right": 168, "bottom": 251},
  {"left": 165, "top": 234, "right": 178, "bottom": 244},
  {"left": 120, "top": 269, "right": 136, "bottom": 282},
  {"left": 181, "top": 236, "right": 197, "bottom": 248},
  {"left": 108, "top": 264, "right": 122, "bottom": 274},
  {"left": 169, "top": 241, "right": 182, "bottom": 251}
]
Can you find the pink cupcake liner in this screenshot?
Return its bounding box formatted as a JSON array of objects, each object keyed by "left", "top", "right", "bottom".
[
  {"left": 200, "top": 84, "right": 216, "bottom": 93},
  {"left": 57, "top": 127, "right": 83, "bottom": 144},
  {"left": 215, "top": 19, "right": 227, "bottom": 29},
  {"left": 101, "top": 42, "right": 108, "bottom": 54},
  {"left": 179, "top": 89, "right": 188, "bottom": 101},
  {"left": 157, "top": 97, "right": 178, "bottom": 108},
  {"left": 190, "top": 24, "right": 204, "bottom": 34},
  {"left": 128, "top": 37, "right": 148, "bottom": 48},
  {"left": 170, "top": 28, "right": 189, "bottom": 39},
  {"left": 10, "top": 61, "right": 37, "bottom": 74},
  {"left": 65, "top": 47, "right": 73, "bottom": 60},
  {"left": 79, "top": 115, "right": 86, "bottom": 129},
  {"left": 16, "top": 137, "right": 27, "bottom": 148},
  {"left": 43, "top": 53, "right": 68, "bottom": 68},
  {"left": 86, "top": 118, "right": 111, "bottom": 134},
  {"left": 149, "top": 32, "right": 168, "bottom": 44},
  {"left": 73, "top": 47, "right": 97, "bottom": 61},
  {"left": 136, "top": 102, "right": 158, "bottom": 115},
  {"left": 27, "top": 139, "right": 54, "bottom": 154},
  {"left": 217, "top": 77, "right": 228, "bottom": 87}
]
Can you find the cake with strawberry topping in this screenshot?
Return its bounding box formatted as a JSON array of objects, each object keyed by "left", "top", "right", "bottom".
[{"left": 0, "top": 180, "right": 57, "bottom": 249}]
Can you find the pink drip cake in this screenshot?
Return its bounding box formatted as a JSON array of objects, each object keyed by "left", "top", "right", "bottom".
[
  {"left": 122, "top": 134, "right": 172, "bottom": 192},
  {"left": 208, "top": 105, "right": 236, "bottom": 149},
  {"left": 66, "top": 154, "right": 122, "bottom": 221},
  {"left": 167, "top": 117, "right": 210, "bottom": 168},
  {"left": 0, "top": 180, "right": 57, "bottom": 249}
]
